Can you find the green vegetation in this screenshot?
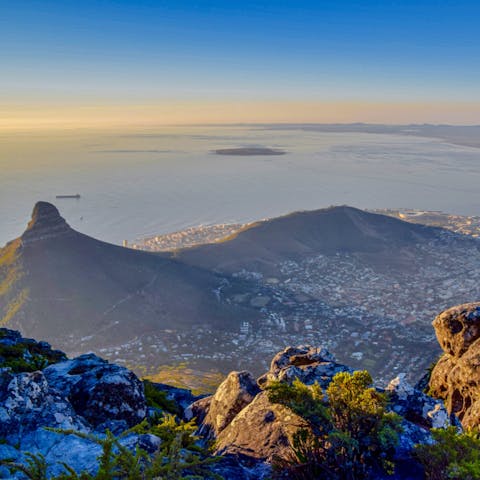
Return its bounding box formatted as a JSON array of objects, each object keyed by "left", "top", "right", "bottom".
[
  {"left": 0, "top": 335, "right": 66, "bottom": 373},
  {"left": 144, "top": 363, "right": 224, "bottom": 395},
  {"left": 0, "top": 240, "right": 28, "bottom": 326},
  {"left": 1, "top": 414, "right": 221, "bottom": 480},
  {"left": 142, "top": 380, "right": 180, "bottom": 416},
  {"left": 267, "top": 370, "right": 402, "bottom": 480},
  {"left": 414, "top": 427, "right": 480, "bottom": 480}
]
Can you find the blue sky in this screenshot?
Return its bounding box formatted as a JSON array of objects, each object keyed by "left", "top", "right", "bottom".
[{"left": 2, "top": 0, "right": 480, "bottom": 126}]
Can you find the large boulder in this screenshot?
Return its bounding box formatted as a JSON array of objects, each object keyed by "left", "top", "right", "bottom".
[
  {"left": 429, "top": 302, "right": 480, "bottom": 428},
  {"left": 200, "top": 371, "right": 260, "bottom": 437},
  {"left": 44, "top": 353, "right": 146, "bottom": 429},
  {"left": 214, "top": 391, "right": 310, "bottom": 462},
  {"left": 257, "top": 345, "right": 351, "bottom": 388},
  {"left": 0, "top": 369, "right": 89, "bottom": 444}
]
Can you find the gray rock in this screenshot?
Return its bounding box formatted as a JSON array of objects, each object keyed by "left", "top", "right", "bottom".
[
  {"left": 200, "top": 371, "right": 260, "bottom": 437},
  {"left": 257, "top": 345, "right": 351, "bottom": 389},
  {"left": 387, "top": 373, "right": 458, "bottom": 430},
  {"left": 0, "top": 369, "right": 89, "bottom": 445},
  {"left": 45, "top": 353, "right": 146, "bottom": 428},
  {"left": 185, "top": 395, "right": 212, "bottom": 423}
]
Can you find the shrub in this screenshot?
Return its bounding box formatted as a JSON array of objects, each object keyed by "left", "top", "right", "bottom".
[
  {"left": 268, "top": 370, "right": 402, "bottom": 480},
  {"left": 414, "top": 426, "right": 480, "bottom": 480},
  {"left": 1, "top": 414, "right": 221, "bottom": 480},
  {"left": 142, "top": 380, "right": 180, "bottom": 415}
]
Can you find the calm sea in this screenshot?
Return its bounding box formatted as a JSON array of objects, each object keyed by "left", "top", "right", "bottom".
[{"left": 1, "top": 125, "right": 479, "bottom": 247}]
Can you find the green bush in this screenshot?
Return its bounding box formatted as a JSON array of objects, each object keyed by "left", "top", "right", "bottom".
[
  {"left": 0, "top": 340, "right": 65, "bottom": 373},
  {"left": 142, "top": 380, "right": 180, "bottom": 416},
  {"left": 268, "top": 370, "right": 402, "bottom": 480},
  {"left": 414, "top": 426, "right": 480, "bottom": 480}
]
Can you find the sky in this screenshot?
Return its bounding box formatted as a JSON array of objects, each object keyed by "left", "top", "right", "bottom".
[{"left": 1, "top": 0, "right": 480, "bottom": 129}]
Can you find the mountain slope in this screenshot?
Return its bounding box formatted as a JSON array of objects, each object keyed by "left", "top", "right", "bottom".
[
  {"left": 175, "top": 205, "right": 439, "bottom": 273},
  {"left": 0, "top": 202, "right": 256, "bottom": 350}
]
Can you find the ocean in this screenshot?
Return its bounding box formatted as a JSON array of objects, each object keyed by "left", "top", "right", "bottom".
[{"left": 1, "top": 124, "right": 479, "bottom": 247}]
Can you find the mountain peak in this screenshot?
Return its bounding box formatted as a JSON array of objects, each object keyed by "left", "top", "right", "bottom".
[{"left": 21, "top": 202, "right": 72, "bottom": 244}]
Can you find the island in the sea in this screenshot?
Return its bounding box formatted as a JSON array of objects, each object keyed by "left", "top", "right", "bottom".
[{"left": 213, "top": 147, "right": 286, "bottom": 155}]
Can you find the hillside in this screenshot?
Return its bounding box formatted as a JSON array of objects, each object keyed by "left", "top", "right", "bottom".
[
  {"left": 176, "top": 205, "right": 439, "bottom": 274},
  {"left": 2, "top": 202, "right": 480, "bottom": 385},
  {"left": 0, "top": 202, "right": 257, "bottom": 354}
]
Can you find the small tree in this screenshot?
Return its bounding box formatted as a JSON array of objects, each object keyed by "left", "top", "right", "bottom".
[
  {"left": 414, "top": 426, "right": 480, "bottom": 480},
  {"left": 326, "top": 370, "right": 401, "bottom": 478},
  {"left": 268, "top": 370, "right": 401, "bottom": 480}
]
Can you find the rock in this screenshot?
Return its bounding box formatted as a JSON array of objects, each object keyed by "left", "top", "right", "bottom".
[
  {"left": 45, "top": 353, "right": 146, "bottom": 428},
  {"left": 212, "top": 454, "right": 272, "bottom": 480},
  {"left": 429, "top": 302, "right": 480, "bottom": 428},
  {"left": 257, "top": 345, "right": 350, "bottom": 389},
  {"left": 200, "top": 371, "right": 260, "bottom": 437},
  {"left": 386, "top": 373, "right": 457, "bottom": 429},
  {"left": 0, "top": 369, "right": 89, "bottom": 445},
  {"left": 432, "top": 302, "right": 480, "bottom": 357},
  {"left": 214, "top": 391, "right": 310, "bottom": 462},
  {"left": 0, "top": 328, "right": 67, "bottom": 371},
  {"left": 185, "top": 395, "right": 212, "bottom": 423}
]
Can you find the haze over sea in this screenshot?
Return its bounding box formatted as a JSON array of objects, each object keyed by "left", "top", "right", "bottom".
[{"left": 1, "top": 124, "right": 480, "bottom": 247}]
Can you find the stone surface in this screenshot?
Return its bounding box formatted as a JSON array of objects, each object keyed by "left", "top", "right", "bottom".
[
  {"left": 429, "top": 302, "right": 480, "bottom": 428},
  {"left": 200, "top": 371, "right": 260, "bottom": 437},
  {"left": 185, "top": 395, "right": 212, "bottom": 423},
  {"left": 257, "top": 345, "right": 351, "bottom": 389},
  {"left": 0, "top": 369, "right": 89, "bottom": 445},
  {"left": 387, "top": 373, "right": 456, "bottom": 429},
  {"left": 45, "top": 353, "right": 146, "bottom": 428},
  {"left": 214, "top": 391, "right": 310, "bottom": 462}
]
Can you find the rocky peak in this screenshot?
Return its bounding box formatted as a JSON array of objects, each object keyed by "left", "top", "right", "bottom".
[{"left": 21, "top": 202, "right": 72, "bottom": 245}]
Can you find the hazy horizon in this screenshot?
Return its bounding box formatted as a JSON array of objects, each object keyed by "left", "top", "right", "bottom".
[{"left": 2, "top": 1, "right": 479, "bottom": 129}]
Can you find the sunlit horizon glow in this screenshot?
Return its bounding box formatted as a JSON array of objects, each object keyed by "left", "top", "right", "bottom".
[
  {"left": 2, "top": 1, "right": 480, "bottom": 130},
  {"left": 2, "top": 101, "right": 480, "bottom": 132}
]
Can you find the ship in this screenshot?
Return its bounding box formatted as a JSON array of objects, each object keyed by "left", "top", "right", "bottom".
[{"left": 55, "top": 194, "right": 81, "bottom": 199}]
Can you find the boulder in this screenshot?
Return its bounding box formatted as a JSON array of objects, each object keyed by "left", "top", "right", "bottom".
[
  {"left": 257, "top": 345, "right": 351, "bottom": 389},
  {"left": 0, "top": 369, "right": 89, "bottom": 445},
  {"left": 386, "top": 373, "right": 458, "bottom": 429},
  {"left": 45, "top": 353, "right": 146, "bottom": 428},
  {"left": 200, "top": 371, "right": 260, "bottom": 437},
  {"left": 429, "top": 302, "right": 480, "bottom": 428},
  {"left": 215, "top": 391, "right": 310, "bottom": 462},
  {"left": 432, "top": 302, "right": 480, "bottom": 357}
]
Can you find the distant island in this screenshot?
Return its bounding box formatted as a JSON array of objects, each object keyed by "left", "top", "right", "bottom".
[{"left": 213, "top": 147, "right": 286, "bottom": 156}]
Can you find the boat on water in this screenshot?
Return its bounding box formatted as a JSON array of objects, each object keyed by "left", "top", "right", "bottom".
[{"left": 56, "top": 194, "right": 81, "bottom": 199}]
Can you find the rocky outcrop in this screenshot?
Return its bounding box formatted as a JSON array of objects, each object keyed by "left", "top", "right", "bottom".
[
  {"left": 188, "top": 344, "right": 457, "bottom": 479},
  {"left": 0, "top": 329, "right": 150, "bottom": 478},
  {"left": 214, "top": 391, "right": 309, "bottom": 461},
  {"left": 429, "top": 302, "right": 480, "bottom": 428},
  {"left": 0, "top": 368, "right": 90, "bottom": 443},
  {"left": 257, "top": 345, "right": 351, "bottom": 388},
  {"left": 387, "top": 373, "right": 457, "bottom": 430},
  {"left": 45, "top": 354, "right": 146, "bottom": 429},
  {"left": 21, "top": 202, "right": 73, "bottom": 245},
  {"left": 200, "top": 371, "right": 260, "bottom": 437}
]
